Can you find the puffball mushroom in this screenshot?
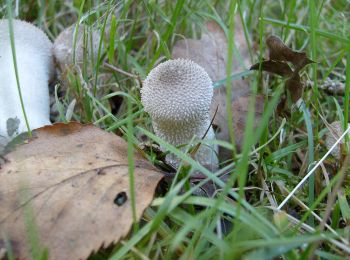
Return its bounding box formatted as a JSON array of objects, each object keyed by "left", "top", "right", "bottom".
[
  {"left": 0, "top": 19, "right": 53, "bottom": 141},
  {"left": 141, "top": 59, "right": 218, "bottom": 170},
  {"left": 53, "top": 24, "right": 101, "bottom": 71}
]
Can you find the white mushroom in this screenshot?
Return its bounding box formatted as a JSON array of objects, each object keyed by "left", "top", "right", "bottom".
[
  {"left": 53, "top": 24, "right": 101, "bottom": 71},
  {"left": 0, "top": 19, "right": 53, "bottom": 142},
  {"left": 325, "top": 121, "right": 348, "bottom": 159},
  {"left": 141, "top": 59, "right": 218, "bottom": 170}
]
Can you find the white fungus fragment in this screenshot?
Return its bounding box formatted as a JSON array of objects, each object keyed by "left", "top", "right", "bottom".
[
  {"left": 0, "top": 19, "right": 53, "bottom": 142},
  {"left": 325, "top": 121, "right": 347, "bottom": 159},
  {"left": 141, "top": 59, "right": 218, "bottom": 170}
]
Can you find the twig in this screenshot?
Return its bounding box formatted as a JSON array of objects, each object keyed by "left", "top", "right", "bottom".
[
  {"left": 308, "top": 78, "right": 346, "bottom": 95},
  {"left": 103, "top": 62, "right": 139, "bottom": 78}
]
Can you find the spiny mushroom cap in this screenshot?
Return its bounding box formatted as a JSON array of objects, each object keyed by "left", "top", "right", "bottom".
[
  {"left": 141, "top": 59, "right": 213, "bottom": 125},
  {"left": 0, "top": 19, "right": 54, "bottom": 80},
  {"left": 141, "top": 59, "right": 218, "bottom": 170}
]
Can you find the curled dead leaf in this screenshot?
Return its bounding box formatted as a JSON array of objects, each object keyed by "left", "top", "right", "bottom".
[
  {"left": 251, "top": 35, "right": 315, "bottom": 104},
  {"left": 250, "top": 60, "right": 293, "bottom": 77},
  {"left": 285, "top": 73, "right": 303, "bottom": 103},
  {"left": 266, "top": 35, "right": 314, "bottom": 70},
  {"left": 0, "top": 122, "right": 163, "bottom": 259}
]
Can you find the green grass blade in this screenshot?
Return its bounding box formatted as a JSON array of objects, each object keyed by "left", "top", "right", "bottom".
[{"left": 6, "top": 1, "right": 32, "bottom": 137}]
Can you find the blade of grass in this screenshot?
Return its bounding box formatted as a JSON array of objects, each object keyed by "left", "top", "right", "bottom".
[
  {"left": 73, "top": 0, "right": 86, "bottom": 64},
  {"left": 213, "top": 70, "right": 254, "bottom": 89},
  {"left": 307, "top": 0, "right": 319, "bottom": 226},
  {"left": 6, "top": 1, "right": 32, "bottom": 137},
  {"left": 108, "top": 15, "right": 117, "bottom": 64},
  {"left": 344, "top": 49, "right": 350, "bottom": 145},
  {"left": 225, "top": 0, "right": 237, "bottom": 159},
  {"left": 92, "top": 1, "right": 111, "bottom": 95},
  {"left": 21, "top": 184, "right": 45, "bottom": 260},
  {"left": 2, "top": 234, "right": 14, "bottom": 260},
  {"left": 147, "top": 0, "right": 186, "bottom": 71},
  {"left": 139, "top": 127, "right": 279, "bottom": 233},
  {"left": 338, "top": 192, "right": 350, "bottom": 223},
  {"left": 300, "top": 101, "right": 315, "bottom": 226},
  {"left": 262, "top": 17, "right": 350, "bottom": 44},
  {"left": 126, "top": 95, "right": 137, "bottom": 231},
  {"left": 110, "top": 179, "right": 187, "bottom": 259}
]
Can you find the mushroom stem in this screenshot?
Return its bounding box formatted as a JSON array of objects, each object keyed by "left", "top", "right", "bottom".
[{"left": 0, "top": 19, "right": 53, "bottom": 141}]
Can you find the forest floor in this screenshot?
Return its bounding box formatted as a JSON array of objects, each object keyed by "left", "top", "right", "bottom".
[{"left": 1, "top": 1, "right": 350, "bottom": 259}]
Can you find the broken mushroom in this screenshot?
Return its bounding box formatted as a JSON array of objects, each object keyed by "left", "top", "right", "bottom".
[
  {"left": 141, "top": 59, "right": 218, "bottom": 170},
  {"left": 0, "top": 19, "right": 53, "bottom": 142}
]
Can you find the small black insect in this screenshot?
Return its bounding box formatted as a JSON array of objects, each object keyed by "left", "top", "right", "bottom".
[{"left": 114, "top": 192, "right": 127, "bottom": 206}]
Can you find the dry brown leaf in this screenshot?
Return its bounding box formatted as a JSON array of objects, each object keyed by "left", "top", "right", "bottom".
[
  {"left": 266, "top": 35, "right": 314, "bottom": 70},
  {"left": 172, "top": 22, "right": 227, "bottom": 84},
  {"left": 172, "top": 18, "right": 262, "bottom": 159},
  {"left": 250, "top": 60, "right": 293, "bottom": 77},
  {"left": 251, "top": 35, "right": 315, "bottom": 104},
  {"left": 285, "top": 73, "right": 303, "bottom": 103},
  {"left": 231, "top": 95, "right": 265, "bottom": 150},
  {"left": 0, "top": 122, "right": 163, "bottom": 259}
]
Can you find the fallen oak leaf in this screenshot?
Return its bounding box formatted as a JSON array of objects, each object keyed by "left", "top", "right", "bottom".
[{"left": 0, "top": 122, "right": 163, "bottom": 260}]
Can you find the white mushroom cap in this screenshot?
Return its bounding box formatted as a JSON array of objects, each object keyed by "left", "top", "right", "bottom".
[
  {"left": 141, "top": 59, "right": 218, "bottom": 170},
  {"left": 0, "top": 19, "right": 54, "bottom": 80},
  {"left": 53, "top": 24, "right": 101, "bottom": 70},
  {"left": 0, "top": 19, "right": 53, "bottom": 142}
]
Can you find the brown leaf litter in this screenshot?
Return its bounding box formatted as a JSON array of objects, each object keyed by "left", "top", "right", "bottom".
[
  {"left": 251, "top": 35, "right": 315, "bottom": 103},
  {"left": 0, "top": 122, "right": 163, "bottom": 259}
]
